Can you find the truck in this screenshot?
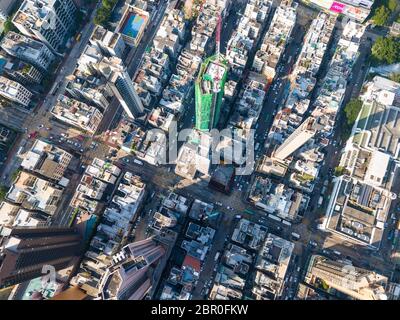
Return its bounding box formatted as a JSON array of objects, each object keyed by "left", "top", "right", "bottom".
[
  {"left": 318, "top": 196, "right": 324, "bottom": 206},
  {"left": 282, "top": 220, "right": 292, "bottom": 227},
  {"left": 214, "top": 252, "right": 221, "bottom": 262},
  {"left": 291, "top": 232, "right": 301, "bottom": 241}
]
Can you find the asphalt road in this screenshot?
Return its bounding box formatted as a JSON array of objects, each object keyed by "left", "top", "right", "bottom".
[{"left": 2, "top": 0, "right": 398, "bottom": 300}]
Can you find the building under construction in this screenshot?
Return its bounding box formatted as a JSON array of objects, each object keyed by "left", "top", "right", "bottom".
[
  {"left": 194, "top": 14, "right": 228, "bottom": 132},
  {"left": 195, "top": 54, "right": 228, "bottom": 131}
]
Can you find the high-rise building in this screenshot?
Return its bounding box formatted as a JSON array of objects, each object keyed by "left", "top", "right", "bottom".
[
  {"left": 0, "top": 227, "right": 83, "bottom": 289},
  {"left": 274, "top": 116, "right": 319, "bottom": 161},
  {"left": 195, "top": 15, "right": 228, "bottom": 132},
  {"left": 98, "top": 58, "right": 145, "bottom": 119},
  {"left": 195, "top": 54, "right": 228, "bottom": 131},
  {"left": 305, "top": 255, "right": 389, "bottom": 300},
  {"left": 0, "top": 76, "right": 33, "bottom": 107},
  {"left": 0, "top": 31, "right": 56, "bottom": 72},
  {"left": 101, "top": 238, "right": 165, "bottom": 300},
  {"left": 0, "top": 54, "right": 44, "bottom": 85},
  {"left": 12, "top": 0, "right": 77, "bottom": 53},
  {"left": 0, "top": 0, "right": 17, "bottom": 21}
]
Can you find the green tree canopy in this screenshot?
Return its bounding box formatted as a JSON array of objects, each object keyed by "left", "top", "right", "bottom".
[
  {"left": 0, "top": 186, "right": 8, "bottom": 201},
  {"left": 94, "top": 0, "right": 118, "bottom": 26},
  {"left": 3, "top": 17, "right": 17, "bottom": 34},
  {"left": 388, "top": 0, "right": 398, "bottom": 11},
  {"left": 371, "top": 36, "right": 400, "bottom": 65},
  {"left": 344, "top": 99, "right": 363, "bottom": 126},
  {"left": 372, "top": 5, "right": 391, "bottom": 26},
  {"left": 390, "top": 73, "right": 400, "bottom": 83}
]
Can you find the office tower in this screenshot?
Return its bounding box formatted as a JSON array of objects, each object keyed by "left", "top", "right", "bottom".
[
  {"left": 195, "top": 17, "right": 228, "bottom": 131},
  {"left": 306, "top": 255, "right": 389, "bottom": 300},
  {"left": 0, "top": 31, "right": 56, "bottom": 72},
  {"left": 101, "top": 238, "right": 165, "bottom": 300},
  {"left": 274, "top": 116, "right": 318, "bottom": 160},
  {"left": 0, "top": 54, "right": 43, "bottom": 85},
  {"left": 0, "top": 227, "right": 83, "bottom": 289},
  {"left": 0, "top": 0, "right": 17, "bottom": 21},
  {"left": 12, "top": 0, "right": 77, "bottom": 53},
  {"left": 98, "top": 58, "right": 145, "bottom": 119},
  {"left": 0, "top": 76, "right": 33, "bottom": 107}
]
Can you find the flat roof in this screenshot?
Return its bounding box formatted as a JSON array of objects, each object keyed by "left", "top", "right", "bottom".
[{"left": 121, "top": 12, "right": 147, "bottom": 39}]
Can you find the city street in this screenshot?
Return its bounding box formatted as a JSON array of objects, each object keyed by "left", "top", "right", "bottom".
[{"left": 1, "top": 0, "right": 399, "bottom": 302}]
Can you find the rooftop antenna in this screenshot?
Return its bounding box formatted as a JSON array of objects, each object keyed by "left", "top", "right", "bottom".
[{"left": 216, "top": 14, "right": 222, "bottom": 58}]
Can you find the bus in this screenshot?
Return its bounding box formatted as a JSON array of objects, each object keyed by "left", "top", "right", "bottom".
[
  {"left": 245, "top": 209, "right": 256, "bottom": 215},
  {"left": 268, "top": 214, "right": 282, "bottom": 222}
]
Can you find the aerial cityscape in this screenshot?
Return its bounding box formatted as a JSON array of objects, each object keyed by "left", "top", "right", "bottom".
[{"left": 0, "top": 0, "right": 400, "bottom": 304}]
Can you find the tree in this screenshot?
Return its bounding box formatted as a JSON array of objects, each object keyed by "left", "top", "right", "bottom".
[
  {"left": 372, "top": 5, "right": 391, "bottom": 26},
  {"left": 94, "top": 0, "right": 118, "bottom": 26},
  {"left": 3, "top": 17, "right": 17, "bottom": 34},
  {"left": 11, "top": 169, "right": 21, "bottom": 182},
  {"left": 371, "top": 36, "right": 400, "bottom": 65},
  {"left": 344, "top": 99, "right": 363, "bottom": 126},
  {"left": 334, "top": 166, "right": 348, "bottom": 177},
  {"left": 0, "top": 186, "right": 8, "bottom": 201},
  {"left": 388, "top": 0, "right": 398, "bottom": 11},
  {"left": 390, "top": 73, "right": 400, "bottom": 83}
]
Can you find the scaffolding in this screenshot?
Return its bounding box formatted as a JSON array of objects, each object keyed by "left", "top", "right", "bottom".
[{"left": 195, "top": 55, "right": 228, "bottom": 131}]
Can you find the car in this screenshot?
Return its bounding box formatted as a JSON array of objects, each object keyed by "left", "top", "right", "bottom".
[
  {"left": 215, "top": 202, "right": 223, "bottom": 206},
  {"left": 227, "top": 206, "right": 233, "bottom": 211},
  {"left": 235, "top": 215, "right": 242, "bottom": 219},
  {"left": 38, "top": 124, "right": 44, "bottom": 129},
  {"left": 123, "top": 158, "right": 130, "bottom": 163},
  {"left": 309, "top": 240, "right": 318, "bottom": 247},
  {"left": 61, "top": 133, "right": 68, "bottom": 138},
  {"left": 80, "top": 149, "right": 84, "bottom": 153}
]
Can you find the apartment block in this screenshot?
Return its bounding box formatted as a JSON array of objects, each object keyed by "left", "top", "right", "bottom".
[
  {"left": 6, "top": 171, "right": 64, "bottom": 216},
  {"left": 21, "top": 139, "right": 72, "bottom": 181},
  {"left": 13, "top": 0, "right": 77, "bottom": 53},
  {"left": 52, "top": 95, "right": 103, "bottom": 134},
  {"left": 0, "top": 76, "right": 33, "bottom": 107},
  {"left": 0, "top": 31, "right": 55, "bottom": 72}
]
